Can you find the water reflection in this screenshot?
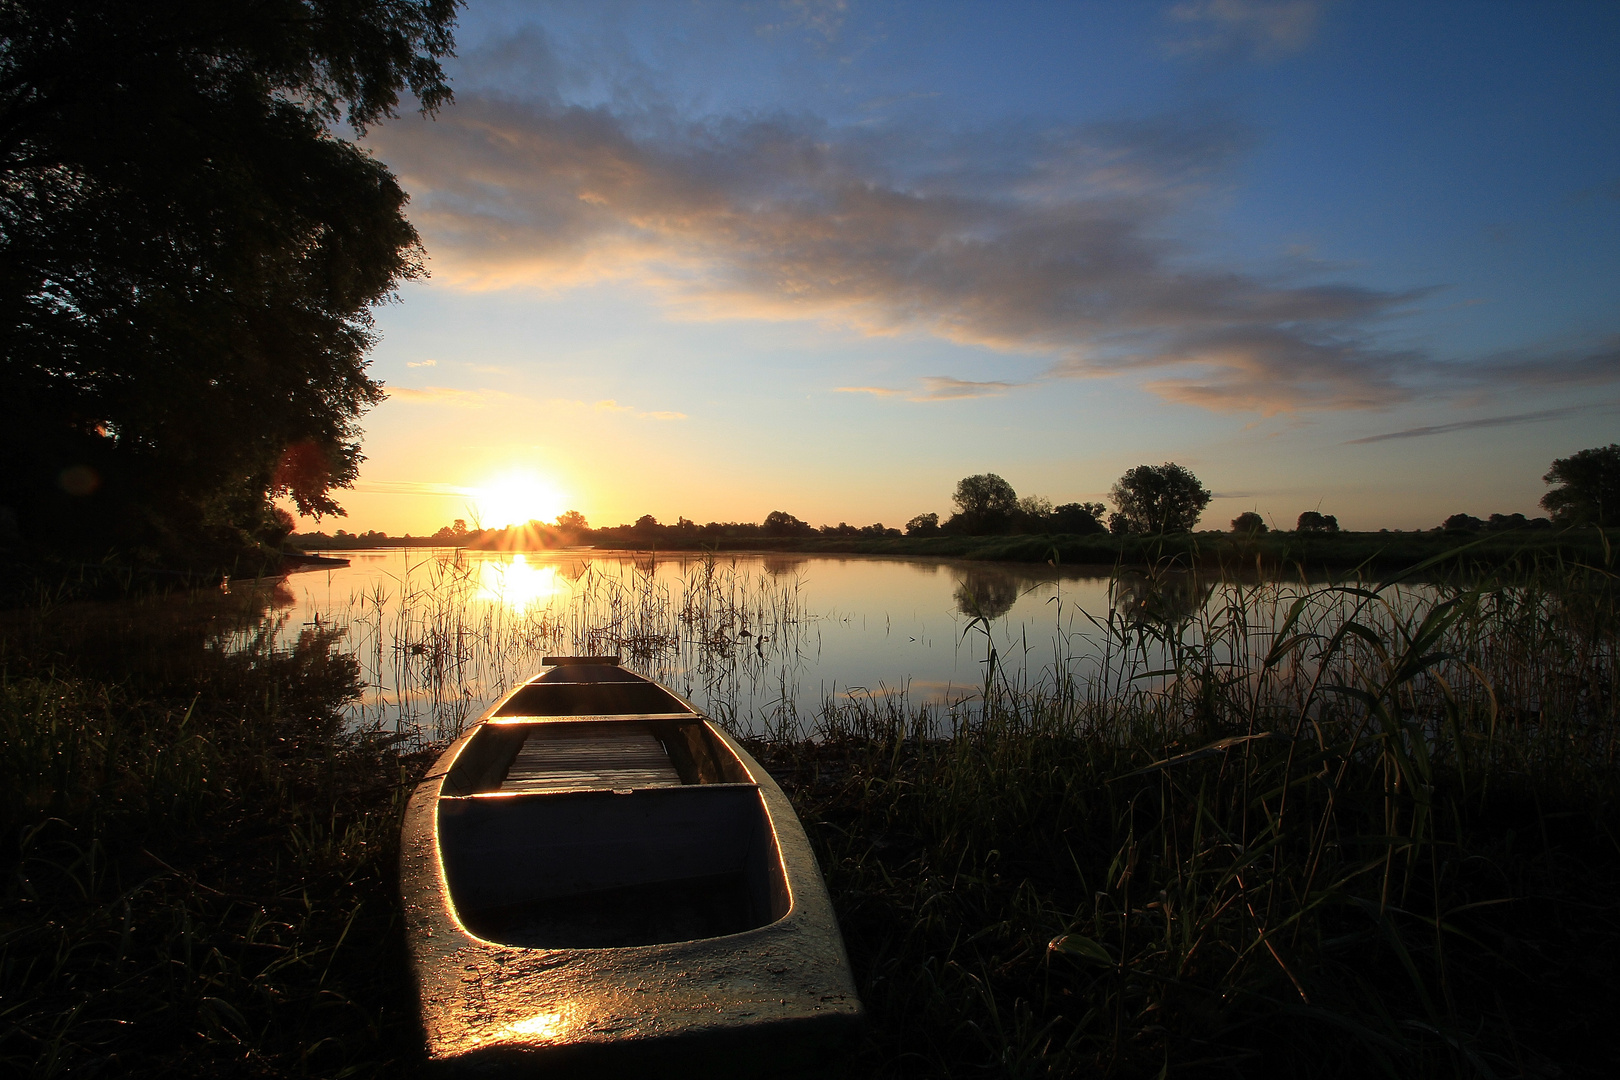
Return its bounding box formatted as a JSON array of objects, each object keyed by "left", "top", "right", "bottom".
[
  {"left": 1110, "top": 571, "right": 1217, "bottom": 627},
  {"left": 248, "top": 549, "right": 1450, "bottom": 744},
  {"left": 952, "top": 566, "right": 1025, "bottom": 619}
]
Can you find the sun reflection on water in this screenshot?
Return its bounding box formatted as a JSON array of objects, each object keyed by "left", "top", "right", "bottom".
[{"left": 477, "top": 553, "right": 566, "bottom": 610}]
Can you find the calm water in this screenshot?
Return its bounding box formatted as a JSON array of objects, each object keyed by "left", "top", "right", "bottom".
[
  {"left": 236, "top": 548, "right": 1154, "bottom": 740},
  {"left": 236, "top": 547, "right": 1403, "bottom": 741}
]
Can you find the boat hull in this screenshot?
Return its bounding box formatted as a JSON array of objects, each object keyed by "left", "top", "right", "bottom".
[{"left": 400, "top": 660, "right": 862, "bottom": 1075}]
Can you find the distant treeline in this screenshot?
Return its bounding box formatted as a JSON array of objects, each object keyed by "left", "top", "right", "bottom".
[{"left": 288, "top": 519, "right": 1620, "bottom": 575}]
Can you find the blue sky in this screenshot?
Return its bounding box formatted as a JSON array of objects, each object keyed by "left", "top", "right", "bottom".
[{"left": 317, "top": 0, "right": 1620, "bottom": 534}]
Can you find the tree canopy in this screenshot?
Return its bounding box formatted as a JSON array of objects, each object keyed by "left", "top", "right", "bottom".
[
  {"left": 950, "top": 473, "right": 1019, "bottom": 534},
  {"left": 0, "top": 0, "right": 459, "bottom": 567},
  {"left": 1231, "top": 511, "right": 1267, "bottom": 534},
  {"left": 1541, "top": 444, "right": 1620, "bottom": 527},
  {"left": 1296, "top": 511, "right": 1339, "bottom": 533},
  {"left": 1108, "top": 464, "right": 1211, "bottom": 535}
]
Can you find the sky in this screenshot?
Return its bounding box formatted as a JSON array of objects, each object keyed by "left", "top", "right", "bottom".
[{"left": 300, "top": 0, "right": 1620, "bottom": 535}]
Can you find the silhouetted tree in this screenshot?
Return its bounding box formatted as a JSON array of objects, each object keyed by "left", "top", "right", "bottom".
[
  {"left": 1442, "top": 513, "right": 1485, "bottom": 532},
  {"left": 1485, "top": 512, "right": 1550, "bottom": 531},
  {"left": 1108, "top": 464, "right": 1211, "bottom": 535},
  {"left": 950, "top": 473, "right": 1019, "bottom": 534},
  {"left": 555, "top": 510, "right": 589, "bottom": 532},
  {"left": 0, "top": 0, "right": 459, "bottom": 566},
  {"left": 906, "top": 512, "right": 941, "bottom": 536},
  {"left": 1231, "top": 511, "right": 1267, "bottom": 534},
  {"left": 1295, "top": 511, "right": 1339, "bottom": 533},
  {"left": 763, "top": 510, "right": 814, "bottom": 537},
  {"left": 1541, "top": 444, "right": 1620, "bottom": 526},
  {"left": 1048, "top": 503, "right": 1107, "bottom": 535}
]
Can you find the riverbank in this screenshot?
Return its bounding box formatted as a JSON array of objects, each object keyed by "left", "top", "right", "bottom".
[
  {"left": 588, "top": 526, "right": 1620, "bottom": 574},
  {"left": 5, "top": 566, "right": 1619, "bottom": 1077},
  {"left": 289, "top": 527, "right": 1620, "bottom": 576}
]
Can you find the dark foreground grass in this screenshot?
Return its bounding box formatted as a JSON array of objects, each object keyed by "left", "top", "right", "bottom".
[
  {"left": 5, "top": 564, "right": 1620, "bottom": 1078},
  {"left": 1, "top": 589, "right": 436, "bottom": 1077}
]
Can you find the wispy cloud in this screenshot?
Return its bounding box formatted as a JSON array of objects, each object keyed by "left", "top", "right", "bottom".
[
  {"left": 836, "top": 376, "right": 1018, "bottom": 402},
  {"left": 385, "top": 385, "right": 516, "bottom": 407},
  {"left": 1345, "top": 401, "right": 1620, "bottom": 445},
  {"left": 571, "top": 398, "right": 688, "bottom": 420},
  {"left": 917, "top": 376, "right": 1016, "bottom": 400},
  {"left": 1165, "top": 0, "right": 1327, "bottom": 61},
  {"left": 405, "top": 358, "right": 437, "bottom": 368}
]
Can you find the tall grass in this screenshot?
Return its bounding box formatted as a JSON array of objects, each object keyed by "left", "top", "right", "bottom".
[
  {"left": 281, "top": 549, "right": 817, "bottom": 740},
  {"left": 5, "top": 556, "right": 1619, "bottom": 1077},
  {"left": 1, "top": 588, "right": 432, "bottom": 1078},
  {"left": 751, "top": 558, "right": 1620, "bottom": 1076}
]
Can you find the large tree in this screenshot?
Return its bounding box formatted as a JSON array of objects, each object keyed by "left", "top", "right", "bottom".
[
  {"left": 1108, "top": 463, "right": 1211, "bottom": 535},
  {"left": 0, "top": 0, "right": 458, "bottom": 566},
  {"left": 950, "top": 473, "right": 1019, "bottom": 534},
  {"left": 1541, "top": 444, "right": 1620, "bottom": 527}
]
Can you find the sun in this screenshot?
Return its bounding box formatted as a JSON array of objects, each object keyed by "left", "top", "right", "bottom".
[{"left": 473, "top": 471, "right": 567, "bottom": 529}]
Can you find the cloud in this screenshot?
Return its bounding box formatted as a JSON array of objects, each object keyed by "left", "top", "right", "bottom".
[
  {"left": 1165, "top": 0, "right": 1326, "bottom": 61},
  {"left": 836, "top": 377, "right": 1017, "bottom": 401},
  {"left": 369, "top": 66, "right": 1615, "bottom": 416},
  {"left": 1471, "top": 336, "right": 1620, "bottom": 390},
  {"left": 572, "top": 398, "right": 688, "bottom": 420},
  {"left": 385, "top": 385, "right": 515, "bottom": 407},
  {"left": 1345, "top": 401, "right": 1620, "bottom": 445},
  {"left": 757, "top": 0, "right": 849, "bottom": 43},
  {"left": 405, "top": 358, "right": 437, "bottom": 367},
  {"left": 916, "top": 376, "right": 1015, "bottom": 400}
]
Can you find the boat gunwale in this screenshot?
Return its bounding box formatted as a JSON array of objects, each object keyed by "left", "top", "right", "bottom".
[{"left": 400, "top": 662, "right": 864, "bottom": 1070}]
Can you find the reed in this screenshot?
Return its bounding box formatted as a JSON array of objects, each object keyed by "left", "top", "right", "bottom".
[
  {"left": 4, "top": 555, "right": 1618, "bottom": 1077},
  {"left": 751, "top": 557, "right": 1620, "bottom": 1077}
]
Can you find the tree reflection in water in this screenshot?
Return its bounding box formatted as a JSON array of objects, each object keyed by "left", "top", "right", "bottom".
[
  {"left": 952, "top": 566, "right": 1027, "bottom": 620},
  {"left": 1110, "top": 570, "right": 1216, "bottom": 627}
]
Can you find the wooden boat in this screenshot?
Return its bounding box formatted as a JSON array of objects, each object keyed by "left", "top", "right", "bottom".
[{"left": 400, "top": 656, "right": 863, "bottom": 1076}]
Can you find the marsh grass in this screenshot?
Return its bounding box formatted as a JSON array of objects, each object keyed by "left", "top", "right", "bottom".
[
  {"left": 1, "top": 587, "right": 434, "bottom": 1077},
  {"left": 305, "top": 549, "right": 816, "bottom": 740},
  {"left": 4, "top": 555, "right": 1620, "bottom": 1077},
  {"left": 750, "top": 556, "right": 1620, "bottom": 1077}
]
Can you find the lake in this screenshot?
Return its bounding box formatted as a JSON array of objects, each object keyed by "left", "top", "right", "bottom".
[{"left": 239, "top": 547, "right": 1268, "bottom": 740}]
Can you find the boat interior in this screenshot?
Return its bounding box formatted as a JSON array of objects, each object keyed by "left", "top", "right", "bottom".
[{"left": 436, "top": 658, "right": 792, "bottom": 949}]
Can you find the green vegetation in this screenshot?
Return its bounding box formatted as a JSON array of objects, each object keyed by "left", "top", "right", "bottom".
[{"left": 1108, "top": 462, "right": 1212, "bottom": 535}]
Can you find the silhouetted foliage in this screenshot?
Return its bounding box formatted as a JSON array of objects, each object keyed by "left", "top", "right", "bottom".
[
  {"left": 1295, "top": 511, "right": 1339, "bottom": 534},
  {"left": 1541, "top": 444, "right": 1620, "bottom": 526},
  {"left": 1048, "top": 503, "right": 1107, "bottom": 535},
  {"left": 952, "top": 567, "right": 1021, "bottom": 619},
  {"left": 1442, "top": 513, "right": 1486, "bottom": 533},
  {"left": 555, "top": 510, "right": 589, "bottom": 532},
  {"left": 0, "top": 0, "right": 459, "bottom": 568},
  {"left": 950, "top": 474, "right": 1019, "bottom": 534},
  {"left": 1485, "top": 513, "right": 1550, "bottom": 531},
  {"left": 763, "top": 510, "right": 814, "bottom": 537},
  {"left": 1230, "top": 511, "right": 1267, "bottom": 535},
  {"left": 906, "top": 512, "right": 941, "bottom": 536},
  {"left": 1108, "top": 464, "right": 1211, "bottom": 535}
]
